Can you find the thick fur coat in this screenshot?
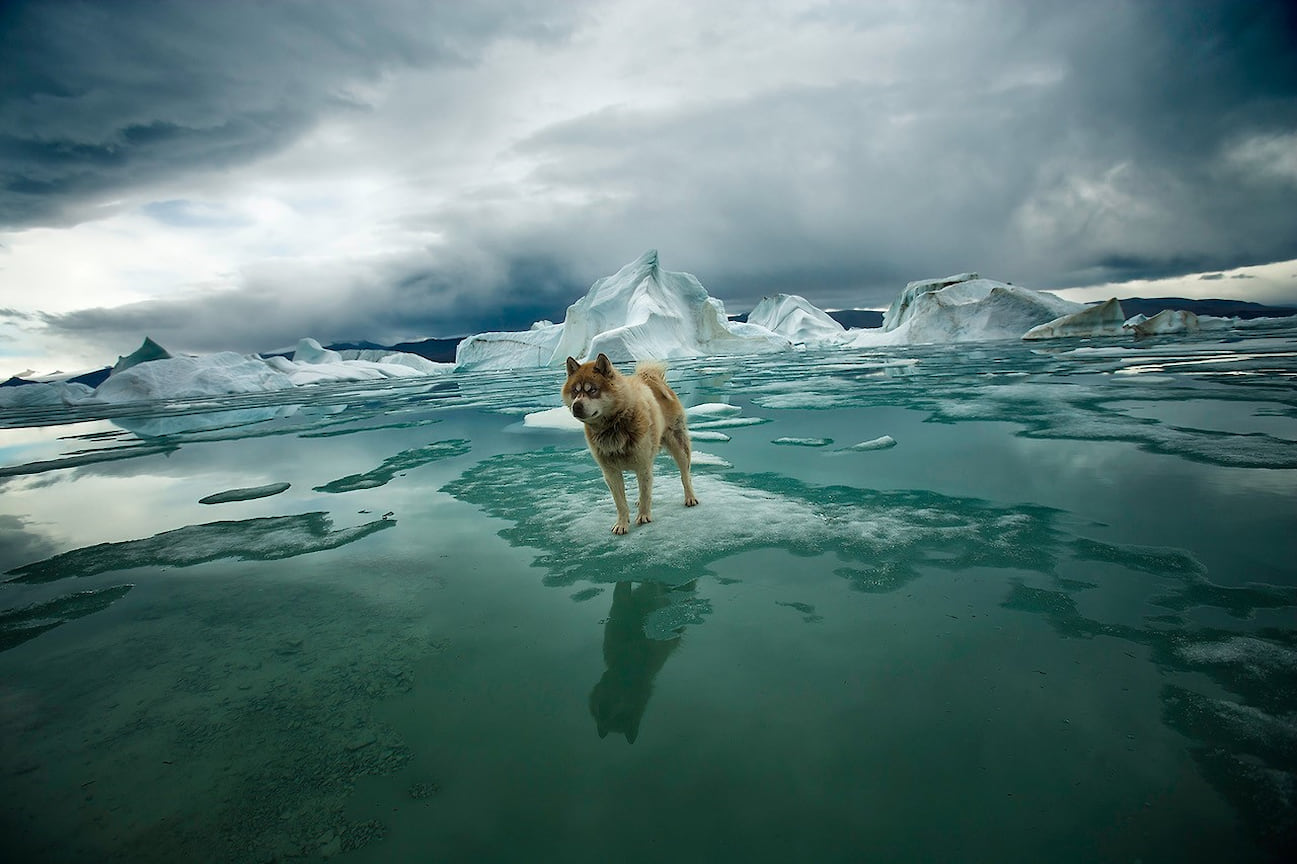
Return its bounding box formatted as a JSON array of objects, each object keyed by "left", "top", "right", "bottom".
[{"left": 562, "top": 353, "right": 698, "bottom": 534}]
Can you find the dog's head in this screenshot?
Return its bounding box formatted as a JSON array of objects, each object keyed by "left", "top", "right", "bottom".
[{"left": 562, "top": 353, "right": 619, "bottom": 423}]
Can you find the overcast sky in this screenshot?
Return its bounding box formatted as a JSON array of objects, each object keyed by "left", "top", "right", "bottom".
[{"left": 2, "top": 0, "right": 1296, "bottom": 373}]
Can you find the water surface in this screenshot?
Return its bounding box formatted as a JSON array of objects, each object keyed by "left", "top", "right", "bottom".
[{"left": 2, "top": 334, "right": 1294, "bottom": 862}]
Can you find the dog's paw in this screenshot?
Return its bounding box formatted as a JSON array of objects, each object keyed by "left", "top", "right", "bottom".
[
  {"left": 636, "top": 513, "right": 652, "bottom": 525},
  {"left": 684, "top": 495, "right": 699, "bottom": 507},
  {"left": 612, "top": 520, "right": 629, "bottom": 535}
]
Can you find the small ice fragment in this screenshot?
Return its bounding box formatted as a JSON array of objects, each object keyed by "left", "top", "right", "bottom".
[
  {"left": 841, "top": 436, "right": 896, "bottom": 451},
  {"left": 199, "top": 482, "right": 292, "bottom": 504},
  {"left": 689, "top": 430, "right": 732, "bottom": 442},
  {"left": 522, "top": 406, "right": 584, "bottom": 431},
  {"left": 686, "top": 402, "right": 743, "bottom": 419},
  {"left": 688, "top": 451, "right": 732, "bottom": 468},
  {"left": 771, "top": 437, "right": 833, "bottom": 447},
  {"left": 689, "top": 417, "right": 768, "bottom": 429}
]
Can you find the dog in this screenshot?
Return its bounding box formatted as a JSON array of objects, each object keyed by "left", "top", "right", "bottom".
[{"left": 562, "top": 353, "right": 698, "bottom": 534}]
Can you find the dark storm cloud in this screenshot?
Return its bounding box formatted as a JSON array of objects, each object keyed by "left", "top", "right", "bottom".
[
  {"left": 17, "top": 0, "right": 1297, "bottom": 356},
  {"left": 0, "top": 0, "right": 584, "bottom": 228},
  {"left": 39, "top": 249, "right": 584, "bottom": 354},
  {"left": 482, "top": 0, "right": 1297, "bottom": 310}
]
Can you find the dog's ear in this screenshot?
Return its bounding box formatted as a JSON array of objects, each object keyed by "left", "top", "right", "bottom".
[
  {"left": 565, "top": 356, "right": 579, "bottom": 375},
  {"left": 594, "top": 353, "right": 613, "bottom": 376}
]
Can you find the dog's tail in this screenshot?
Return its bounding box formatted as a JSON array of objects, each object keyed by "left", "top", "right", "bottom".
[{"left": 634, "top": 361, "right": 668, "bottom": 382}]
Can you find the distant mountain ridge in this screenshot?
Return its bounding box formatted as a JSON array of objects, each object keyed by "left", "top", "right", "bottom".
[{"left": 1116, "top": 297, "right": 1297, "bottom": 320}]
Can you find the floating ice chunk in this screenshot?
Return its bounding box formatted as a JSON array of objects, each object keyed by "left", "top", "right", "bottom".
[
  {"left": 1132, "top": 309, "right": 1201, "bottom": 338},
  {"left": 1023, "top": 298, "right": 1128, "bottom": 340},
  {"left": 689, "top": 430, "right": 731, "bottom": 442},
  {"left": 771, "top": 437, "right": 833, "bottom": 447},
  {"left": 199, "top": 482, "right": 292, "bottom": 504},
  {"left": 688, "top": 417, "right": 768, "bottom": 429},
  {"left": 523, "top": 406, "right": 584, "bottom": 431},
  {"left": 746, "top": 294, "right": 847, "bottom": 345},
  {"left": 686, "top": 403, "right": 743, "bottom": 419},
  {"left": 840, "top": 435, "right": 897, "bottom": 451},
  {"left": 93, "top": 353, "right": 294, "bottom": 403},
  {"left": 687, "top": 450, "right": 731, "bottom": 468}
]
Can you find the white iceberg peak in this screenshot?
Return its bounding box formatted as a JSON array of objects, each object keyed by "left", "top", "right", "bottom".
[
  {"left": 456, "top": 250, "right": 792, "bottom": 371},
  {"left": 747, "top": 294, "right": 846, "bottom": 346}
]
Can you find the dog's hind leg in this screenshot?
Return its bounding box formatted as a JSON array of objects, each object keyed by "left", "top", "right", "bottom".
[
  {"left": 664, "top": 426, "right": 699, "bottom": 507},
  {"left": 601, "top": 465, "right": 632, "bottom": 534}
]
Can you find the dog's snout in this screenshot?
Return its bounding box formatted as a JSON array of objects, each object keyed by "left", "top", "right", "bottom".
[{"left": 571, "top": 400, "right": 586, "bottom": 419}]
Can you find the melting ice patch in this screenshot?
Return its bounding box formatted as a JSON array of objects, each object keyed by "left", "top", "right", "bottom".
[
  {"left": 441, "top": 448, "right": 1062, "bottom": 588},
  {"left": 0, "top": 584, "right": 134, "bottom": 652}
]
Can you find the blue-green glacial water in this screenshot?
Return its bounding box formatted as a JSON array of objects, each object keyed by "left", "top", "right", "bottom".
[{"left": 2, "top": 333, "right": 1295, "bottom": 863}]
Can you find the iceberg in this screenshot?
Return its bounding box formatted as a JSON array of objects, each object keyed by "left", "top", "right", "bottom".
[
  {"left": 1132, "top": 309, "right": 1201, "bottom": 338},
  {"left": 260, "top": 338, "right": 453, "bottom": 385},
  {"left": 746, "top": 294, "right": 847, "bottom": 346},
  {"left": 455, "top": 323, "right": 565, "bottom": 372},
  {"left": 93, "top": 352, "right": 295, "bottom": 403},
  {"left": 849, "top": 273, "right": 1085, "bottom": 346},
  {"left": 456, "top": 250, "right": 792, "bottom": 371},
  {"left": 1022, "top": 298, "right": 1128, "bottom": 340},
  {"left": 0, "top": 380, "right": 95, "bottom": 408}
]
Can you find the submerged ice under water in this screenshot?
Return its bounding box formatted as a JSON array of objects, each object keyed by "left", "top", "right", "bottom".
[{"left": 1, "top": 333, "right": 1295, "bottom": 862}]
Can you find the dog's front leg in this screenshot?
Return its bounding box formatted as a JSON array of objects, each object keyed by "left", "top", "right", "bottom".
[
  {"left": 601, "top": 465, "right": 631, "bottom": 534},
  {"left": 635, "top": 467, "right": 653, "bottom": 525}
]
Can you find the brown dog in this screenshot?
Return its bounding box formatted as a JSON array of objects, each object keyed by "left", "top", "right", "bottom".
[{"left": 563, "top": 353, "right": 698, "bottom": 534}]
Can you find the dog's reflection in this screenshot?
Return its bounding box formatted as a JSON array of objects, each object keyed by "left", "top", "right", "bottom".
[{"left": 589, "top": 581, "right": 686, "bottom": 743}]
